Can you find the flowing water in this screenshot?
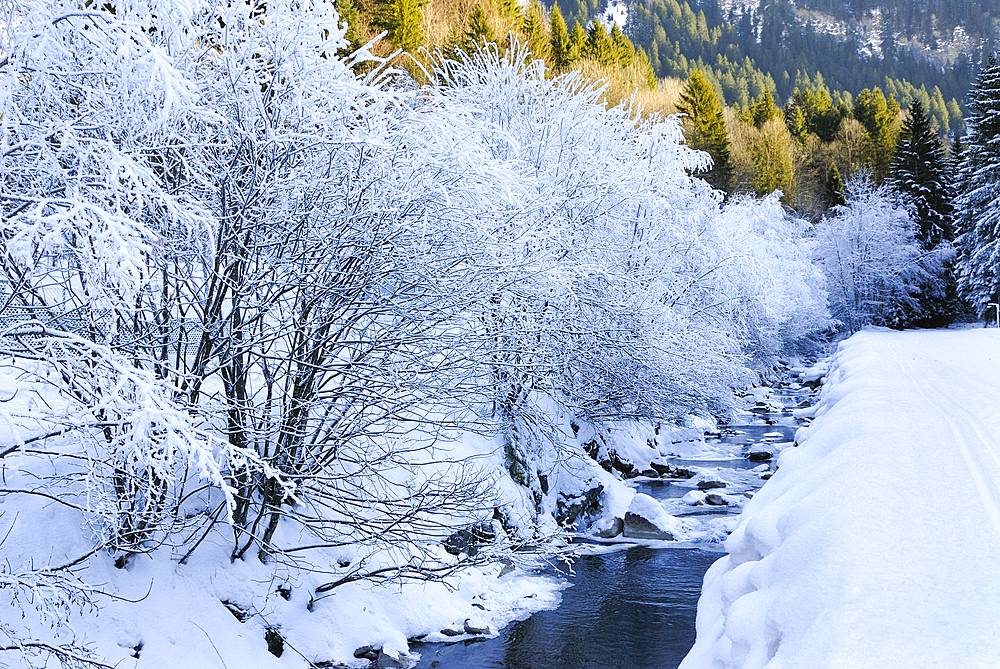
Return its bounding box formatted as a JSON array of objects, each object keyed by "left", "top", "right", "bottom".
[
  {"left": 412, "top": 547, "right": 720, "bottom": 669},
  {"left": 412, "top": 382, "right": 815, "bottom": 669}
]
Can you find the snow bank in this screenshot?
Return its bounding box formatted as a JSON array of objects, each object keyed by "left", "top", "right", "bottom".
[{"left": 681, "top": 329, "right": 1000, "bottom": 669}]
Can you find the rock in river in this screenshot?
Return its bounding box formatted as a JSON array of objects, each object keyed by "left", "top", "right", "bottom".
[{"left": 623, "top": 493, "right": 678, "bottom": 540}]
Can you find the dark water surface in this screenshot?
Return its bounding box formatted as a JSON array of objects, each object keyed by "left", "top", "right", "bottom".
[{"left": 412, "top": 547, "right": 721, "bottom": 669}]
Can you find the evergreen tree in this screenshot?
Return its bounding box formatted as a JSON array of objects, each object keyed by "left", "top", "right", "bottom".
[
  {"left": 825, "top": 162, "right": 846, "bottom": 208},
  {"left": 955, "top": 53, "right": 1000, "bottom": 317},
  {"left": 569, "top": 21, "right": 588, "bottom": 62},
  {"left": 550, "top": 3, "right": 572, "bottom": 69},
  {"left": 382, "top": 0, "right": 423, "bottom": 52},
  {"left": 854, "top": 87, "right": 901, "bottom": 181},
  {"left": 610, "top": 24, "right": 635, "bottom": 69},
  {"left": 465, "top": 4, "right": 495, "bottom": 52},
  {"left": 586, "top": 20, "right": 616, "bottom": 67},
  {"left": 747, "top": 90, "right": 781, "bottom": 128},
  {"left": 786, "top": 104, "right": 808, "bottom": 143},
  {"left": 887, "top": 100, "right": 954, "bottom": 249},
  {"left": 677, "top": 69, "right": 733, "bottom": 191},
  {"left": 334, "top": 0, "right": 364, "bottom": 56},
  {"left": 887, "top": 100, "right": 960, "bottom": 327},
  {"left": 521, "top": 0, "right": 549, "bottom": 62}
]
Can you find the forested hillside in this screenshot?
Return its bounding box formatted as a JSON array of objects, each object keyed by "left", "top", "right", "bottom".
[{"left": 623, "top": 0, "right": 970, "bottom": 133}]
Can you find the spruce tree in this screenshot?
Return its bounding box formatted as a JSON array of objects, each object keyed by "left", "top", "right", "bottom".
[
  {"left": 747, "top": 90, "right": 781, "bottom": 128},
  {"left": 465, "top": 4, "right": 495, "bottom": 52},
  {"left": 886, "top": 101, "right": 959, "bottom": 327},
  {"left": 586, "top": 20, "right": 615, "bottom": 68},
  {"left": 521, "top": 0, "right": 548, "bottom": 62},
  {"left": 383, "top": 0, "right": 423, "bottom": 53},
  {"left": 854, "top": 87, "right": 901, "bottom": 182},
  {"left": 786, "top": 104, "right": 808, "bottom": 144},
  {"left": 955, "top": 53, "right": 1000, "bottom": 317},
  {"left": 887, "top": 100, "right": 954, "bottom": 249},
  {"left": 824, "top": 162, "right": 846, "bottom": 208},
  {"left": 550, "top": 3, "right": 572, "bottom": 70},
  {"left": 569, "top": 21, "right": 587, "bottom": 62},
  {"left": 677, "top": 70, "right": 732, "bottom": 192},
  {"left": 610, "top": 24, "right": 634, "bottom": 69}
]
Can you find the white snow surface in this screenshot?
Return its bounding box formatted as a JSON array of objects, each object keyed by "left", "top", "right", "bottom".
[{"left": 681, "top": 328, "right": 1000, "bottom": 669}]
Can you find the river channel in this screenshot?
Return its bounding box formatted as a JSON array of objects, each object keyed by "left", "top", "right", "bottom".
[{"left": 412, "top": 379, "right": 815, "bottom": 669}]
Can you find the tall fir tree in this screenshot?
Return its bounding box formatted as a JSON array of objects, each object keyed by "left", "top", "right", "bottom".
[
  {"left": 824, "top": 162, "right": 846, "bottom": 208},
  {"left": 887, "top": 100, "right": 954, "bottom": 249},
  {"left": 550, "top": 3, "right": 572, "bottom": 69},
  {"left": 955, "top": 53, "right": 1000, "bottom": 317},
  {"left": 382, "top": 0, "right": 423, "bottom": 52},
  {"left": 521, "top": 0, "right": 549, "bottom": 62},
  {"left": 465, "top": 3, "right": 495, "bottom": 52},
  {"left": 677, "top": 70, "right": 732, "bottom": 192},
  {"left": 888, "top": 100, "right": 959, "bottom": 326},
  {"left": 569, "top": 21, "right": 588, "bottom": 62},
  {"left": 854, "top": 87, "right": 901, "bottom": 182},
  {"left": 586, "top": 20, "right": 616, "bottom": 67}
]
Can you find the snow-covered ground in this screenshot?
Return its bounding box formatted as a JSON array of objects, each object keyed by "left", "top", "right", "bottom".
[{"left": 682, "top": 327, "right": 1000, "bottom": 669}]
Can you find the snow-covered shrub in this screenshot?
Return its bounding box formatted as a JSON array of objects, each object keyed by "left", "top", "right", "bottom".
[
  {"left": 711, "top": 193, "right": 830, "bottom": 367},
  {"left": 813, "top": 174, "right": 948, "bottom": 331}
]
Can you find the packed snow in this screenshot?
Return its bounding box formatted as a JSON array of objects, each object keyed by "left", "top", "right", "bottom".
[{"left": 682, "top": 328, "right": 1000, "bottom": 669}]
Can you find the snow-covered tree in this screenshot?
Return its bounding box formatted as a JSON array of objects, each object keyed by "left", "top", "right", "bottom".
[
  {"left": 813, "top": 174, "right": 948, "bottom": 332},
  {"left": 885, "top": 100, "right": 959, "bottom": 326},
  {"left": 955, "top": 53, "right": 1000, "bottom": 318},
  {"left": 888, "top": 100, "right": 954, "bottom": 249}
]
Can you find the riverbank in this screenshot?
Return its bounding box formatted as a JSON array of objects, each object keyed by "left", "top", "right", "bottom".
[{"left": 682, "top": 327, "right": 1000, "bottom": 669}]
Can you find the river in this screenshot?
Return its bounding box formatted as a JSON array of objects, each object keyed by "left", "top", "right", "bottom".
[{"left": 412, "top": 379, "right": 814, "bottom": 669}]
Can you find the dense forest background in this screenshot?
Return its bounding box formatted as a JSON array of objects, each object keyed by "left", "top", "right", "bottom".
[{"left": 340, "top": 0, "right": 997, "bottom": 218}]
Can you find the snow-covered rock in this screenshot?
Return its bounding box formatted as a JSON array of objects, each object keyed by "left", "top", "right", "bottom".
[{"left": 622, "top": 493, "right": 680, "bottom": 540}]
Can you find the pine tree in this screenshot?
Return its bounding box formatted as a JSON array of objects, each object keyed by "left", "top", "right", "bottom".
[
  {"left": 786, "top": 104, "right": 808, "bottom": 143},
  {"left": 334, "top": 0, "right": 363, "bottom": 56},
  {"left": 550, "top": 3, "right": 572, "bottom": 69},
  {"left": 747, "top": 90, "right": 781, "bottom": 128},
  {"left": 382, "top": 0, "right": 423, "bottom": 52},
  {"left": 854, "top": 87, "right": 901, "bottom": 182},
  {"left": 824, "top": 162, "right": 846, "bottom": 208},
  {"left": 569, "top": 21, "right": 587, "bottom": 62},
  {"left": 521, "top": 0, "right": 548, "bottom": 62},
  {"left": 955, "top": 53, "right": 1000, "bottom": 317},
  {"left": 677, "top": 69, "right": 732, "bottom": 192},
  {"left": 610, "top": 24, "right": 634, "bottom": 69},
  {"left": 465, "top": 4, "right": 495, "bottom": 52},
  {"left": 586, "top": 20, "right": 615, "bottom": 68},
  {"left": 886, "top": 100, "right": 960, "bottom": 327},
  {"left": 887, "top": 100, "right": 954, "bottom": 249}
]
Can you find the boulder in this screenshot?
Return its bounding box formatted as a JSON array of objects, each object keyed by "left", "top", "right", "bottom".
[
  {"left": 440, "top": 628, "right": 463, "bottom": 637},
  {"left": 697, "top": 479, "right": 727, "bottom": 491},
  {"left": 705, "top": 493, "right": 729, "bottom": 506},
  {"left": 622, "top": 493, "right": 678, "bottom": 540},
  {"left": 555, "top": 484, "right": 603, "bottom": 526},
  {"left": 639, "top": 469, "right": 660, "bottom": 478},
  {"left": 594, "top": 516, "right": 624, "bottom": 538},
  {"left": 353, "top": 646, "right": 380, "bottom": 661},
  {"left": 443, "top": 522, "right": 496, "bottom": 557},
  {"left": 464, "top": 618, "right": 490, "bottom": 635},
  {"left": 747, "top": 450, "right": 772, "bottom": 462},
  {"left": 377, "top": 649, "right": 410, "bottom": 669},
  {"left": 649, "top": 462, "right": 695, "bottom": 479}
]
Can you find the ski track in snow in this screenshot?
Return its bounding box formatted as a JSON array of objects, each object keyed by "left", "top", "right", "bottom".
[
  {"left": 888, "top": 336, "right": 1000, "bottom": 540},
  {"left": 682, "top": 328, "right": 1000, "bottom": 669}
]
